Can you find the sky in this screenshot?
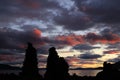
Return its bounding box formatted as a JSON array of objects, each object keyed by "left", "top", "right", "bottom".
[{"left": 0, "top": 0, "right": 120, "bottom": 68}]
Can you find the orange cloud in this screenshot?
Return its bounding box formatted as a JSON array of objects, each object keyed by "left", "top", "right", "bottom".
[
  {"left": 108, "top": 33, "right": 120, "bottom": 44},
  {"left": 15, "top": 29, "right": 120, "bottom": 50},
  {"left": 33, "top": 29, "right": 47, "bottom": 48},
  {"left": 104, "top": 50, "right": 120, "bottom": 54},
  {"left": 56, "top": 34, "right": 85, "bottom": 46},
  {"left": 18, "top": 28, "right": 45, "bottom": 49},
  {"left": 33, "top": 28, "right": 42, "bottom": 38},
  {"left": 85, "top": 32, "right": 120, "bottom": 44},
  {"left": 56, "top": 32, "right": 120, "bottom": 46}
]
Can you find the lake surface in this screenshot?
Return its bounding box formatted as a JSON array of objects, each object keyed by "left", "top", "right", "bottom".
[
  {"left": 0, "top": 70, "right": 102, "bottom": 77},
  {"left": 69, "top": 70, "right": 102, "bottom": 76}
]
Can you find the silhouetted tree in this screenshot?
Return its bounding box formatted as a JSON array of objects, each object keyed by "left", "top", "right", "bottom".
[
  {"left": 20, "top": 43, "right": 42, "bottom": 80},
  {"left": 44, "top": 47, "right": 69, "bottom": 80}
]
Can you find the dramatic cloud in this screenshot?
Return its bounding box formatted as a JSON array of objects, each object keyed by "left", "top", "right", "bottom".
[
  {"left": 0, "top": 54, "right": 24, "bottom": 64},
  {"left": 79, "top": 52, "right": 102, "bottom": 59},
  {"left": 54, "top": 10, "right": 93, "bottom": 31},
  {"left": 65, "top": 56, "right": 81, "bottom": 68},
  {"left": 79, "top": 0, "right": 120, "bottom": 23},
  {"left": 56, "top": 34, "right": 85, "bottom": 46},
  {"left": 106, "top": 43, "right": 120, "bottom": 49},
  {"left": 0, "top": 0, "right": 57, "bottom": 17},
  {"left": 1, "top": 0, "right": 120, "bottom": 32},
  {"left": 73, "top": 44, "right": 100, "bottom": 50},
  {"left": 0, "top": 0, "right": 120, "bottom": 68},
  {"left": 0, "top": 27, "right": 119, "bottom": 55},
  {"left": 0, "top": 0, "right": 61, "bottom": 29},
  {"left": 72, "top": 0, "right": 120, "bottom": 34},
  {"left": 0, "top": 49, "right": 23, "bottom": 55},
  {"left": 65, "top": 55, "right": 102, "bottom": 68},
  {"left": 56, "top": 32, "right": 120, "bottom": 46},
  {"left": 0, "top": 27, "right": 46, "bottom": 49},
  {"left": 85, "top": 32, "right": 120, "bottom": 44},
  {"left": 0, "top": 0, "right": 95, "bottom": 31},
  {"left": 104, "top": 50, "right": 120, "bottom": 54}
]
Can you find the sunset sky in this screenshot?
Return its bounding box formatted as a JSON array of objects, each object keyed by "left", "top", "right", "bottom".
[{"left": 0, "top": 0, "right": 120, "bottom": 68}]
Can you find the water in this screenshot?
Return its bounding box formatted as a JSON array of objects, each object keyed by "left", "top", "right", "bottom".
[
  {"left": 0, "top": 69, "right": 102, "bottom": 77},
  {"left": 69, "top": 70, "right": 102, "bottom": 76}
]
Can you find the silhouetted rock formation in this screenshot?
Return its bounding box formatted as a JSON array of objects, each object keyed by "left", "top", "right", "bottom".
[
  {"left": 96, "top": 61, "right": 120, "bottom": 80},
  {"left": 44, "top": 47, "right": 69, "bottom": 80},
  {"left": 20, "top": 43, "right": 42, "bottom": 80}
]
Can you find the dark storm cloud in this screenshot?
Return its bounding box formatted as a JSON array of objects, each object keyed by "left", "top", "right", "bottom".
[
  {"left": 0, "top": 0, "right": 61, "bottom": 26},
  {"left": 0, "top": 0, "right": 96, "bottom": 31},
  {"left": 78, "top": 0, "right": 120, "bottom": 23},
  {"left": 0, "top": 49, "right": 23, "bottom": 55},
  {"left": 0, "top": 27, "right": 44, "bottom": 49},
  {"left": 106, "top": 43, "right": 120, "bottom": 49},
  {"left": 0, "top": 0, "right": 120, "bottom": 54},
  {"left": 54, "top": 11, "right": 94, "bottom": 31},
  {"left": 67, "top": 0, "right": 120, "bottom": 34},
  {"left": 37, "top": 45, "right": 50, "bottom": 54},
  {"left": 0, "top": 61, "right": 23, "bottom": 65},
  {"left": 0, "top": 0, "right": 76, "bottom": 20},
  {"left": 0, "top": 27, "right": 72, "bottom": 54},
  {"left": 0, "top": 0, "right": 58, "bottom": 16},
  {"left": 79, "top": 52, "right": 102, "bottom": 59},
  {"left": 52, "top": 0, "right": 120, "bottom": 31},
  {"left": 20, "top": 24, "right": 54, "bottom": 33},
  {"left": 1, "top": 0, "right": 120, "bottom": 32},
  {"left": 73, "top": 44, "right": 100, "bottom": 50},
  {"left": 0, "top": 0, "right": 41, "bottom": 20}
]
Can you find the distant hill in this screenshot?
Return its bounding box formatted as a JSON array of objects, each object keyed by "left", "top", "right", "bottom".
[
  {"left": 0, "top": 64, "right": 20, "bottom": 70},
  {"left": 0, "top": 64, "right": 103, "bottom": 70}
]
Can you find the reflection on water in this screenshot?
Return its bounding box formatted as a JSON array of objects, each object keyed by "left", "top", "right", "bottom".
[
  {"left": 69, "top": 70, "right": 102, "bottom": 76},
  {"left": 0, "top": 70, "right": 102, "bottom": 77}
]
